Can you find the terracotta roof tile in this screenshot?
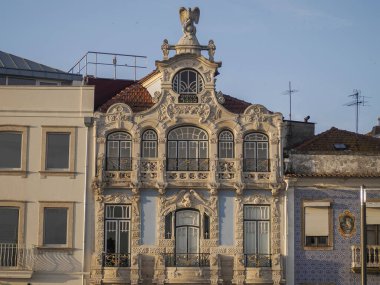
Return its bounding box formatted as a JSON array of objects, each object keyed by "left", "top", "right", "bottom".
[
  {"left": 98, "top": 83, "right": 154, "bottom": 113},
  {"left": 223, "top": 94, "right": 251, "bottom": 114},
  {"left": 85, "top": 77, "right": 135, "bottom": 110},
  {"left": 285, "top": 173, "right": 380, "bottom": 178},
  {"left": 291, "top": 127, "right": 380, "bottom": 154}
]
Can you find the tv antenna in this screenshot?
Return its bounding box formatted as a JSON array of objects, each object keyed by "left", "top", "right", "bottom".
[
  {"left": 282, "top": 81, "right": 298, "bottom": 121},
  {"left": 344, "top": 89, "right": 369, "bottom": 133}
]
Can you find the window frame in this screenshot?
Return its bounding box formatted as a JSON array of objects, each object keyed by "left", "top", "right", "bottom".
[
  {"left": 0, "top": 126, "right": 28, "bottom": 175},
  {"left": 38, "top": 202, "right": 74, "bottom": 249},
  {"left": 167, "top": 126, "right": 209, "bottom": 171},
  {"left": 366, "top": 200, "right": 380, "bottom": 245},
  {"left": 40, "top": 126, "right": 76, "bottom": 176},
  {"left": 174, "top": 209, "right": 200, "bottom": 255},
  {"left": 243, "top": 132, "right": 269, "bottom": 172},
  {"left": 106, "top": 131, "right": 132, "bottom": 171},
  {"left": 218, "top": 130, "right": 234, "bottom": 159},
  {"left": 302, "top": 200, "right": 333, "bottom": 250},
  {"left": 141, "top": 129, "right": 158, "bottom": 158},
  {"left": 172, "top": 69, "right": 204, "bottom": 104},
  {"left": 0, "top": 201, "right": 25, "bottom": 245}
]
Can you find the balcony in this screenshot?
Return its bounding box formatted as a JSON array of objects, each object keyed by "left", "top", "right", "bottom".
[
  {"left": 351, "top": 245, "right": 380, "bottom": 273},
  {"left": 103, "top": 252, "right": 130, "bottom": 267},
  {"left": 140, "top": 159, "right": 159, "bottom": 181},
  {"left": 103, "top": 157, "right": 133, "bottom": 186},
  {"left": 245, "top": 254, "right": 272, "bottom": 267},
  {"left": 0, "top": 243, "right": 34, "bottom": 278},
  {"left": 243, "top": 159, "right": 270, "bottom": 172},
  {"left": 167, "top": 158, "right": 209, "bottom": 171},
  {"left": 164, "top": 253, "right": 210, "bottom": 267}
]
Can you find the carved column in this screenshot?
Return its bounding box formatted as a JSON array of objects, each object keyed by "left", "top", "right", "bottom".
[
  {"left": 130, "top": 188, "right": 141, "bottom": 285},
  {"left": 208, "top": 185, "right": 220, "bottom": 285},
  {"left": 271, "top": 186, "right": 283, "bottom": 285},
  {"left": 232, "top": 191, "right": 245, "bottom": 285}
]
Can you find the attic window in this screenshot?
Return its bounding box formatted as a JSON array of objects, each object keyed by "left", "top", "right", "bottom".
[
  {"left": 333, "top": 143, "right": 347, "bottom": 150},
  {"left": 172, "top": 69, "right": 204, "bottom": 103}
]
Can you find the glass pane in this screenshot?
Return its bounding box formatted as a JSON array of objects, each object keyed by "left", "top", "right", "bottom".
[
  {"left": 244, "top": 206, "right": 269, "bottom": 220},
  {"left": 46, "top": 133, "right": 70, "bottom": 169},
  {"left": 0, "top": 132, "right": 22, "bottom": 168},
  {"left": 105, "top": 220, "right": 117, "bottom": 253},
  {"left": 119, "top": 221, "right": 130, "bottom": 253},
  {"left": 108, "top": 132, "right": 131, "bottom": 140},
  {"left": 178, "top": 141, "right": 187, "bottom": 158},
  {"left": 168, "top": 141, "right": 177, "bottom": 158},
  {"left": 44, "top": 208, "right": 67, "bottom": 245},
  {"left": 7, "top": 77, "right": 36, "bottom": 85},
  {"left": 258, "top": 221, "right": 270, "bottom": 254},
  {"left": 176, "top": 210, "right": 199, "bottom": 226},
  {"left": 106, "top": 205, "right": 129, "bottom": 219},
  {"left": 0, "top": 207, "right": 19, "bottom": 243},
  {"left": 244, "top": 221, "right": 256, "bottom": 254},
  {"left": 188, "top": 227, "right": 199, "bottom": 253},
  {"left": 176, "top": 227, "right": 187, "bottom": 253},
  {"left": 165, "top": 213, "right": 172, "bottom": 239}
]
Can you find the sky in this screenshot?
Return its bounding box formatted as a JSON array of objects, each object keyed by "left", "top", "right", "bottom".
[{"left": 2, "top": 0, "right": 379, "bottom": 134}]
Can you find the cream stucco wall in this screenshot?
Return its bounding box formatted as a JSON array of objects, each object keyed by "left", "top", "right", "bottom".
[{"left": 0, "top": 86, "right": 94, "bottom": 285}]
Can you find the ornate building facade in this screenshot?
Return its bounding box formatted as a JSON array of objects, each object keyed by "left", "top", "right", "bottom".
[{"left": 89, "top": 7, "right": 286, "bottom": 285}]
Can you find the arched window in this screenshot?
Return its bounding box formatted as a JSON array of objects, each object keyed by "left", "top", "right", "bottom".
[
  {"left": 142, "top": 130, "right": 157, "bottom": 158},
  {"left": 243, "top": 133, "right": 269, "bottom": 172},
  {"left": 167, "top": 126, "right": 209, "bottom": 171},
  {"left": 172, "top": 69, "right": 204, "bottom": 103},
  {"left": 218, "top": 130, "right": 234, "bottom": 158},
  {"left": 106, "top": 132, "right": 132, "bottom": 171}
]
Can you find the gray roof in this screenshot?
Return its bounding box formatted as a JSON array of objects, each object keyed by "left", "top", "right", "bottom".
[{"left": 0, "top": 50, "right": 82, "bottom": 82}]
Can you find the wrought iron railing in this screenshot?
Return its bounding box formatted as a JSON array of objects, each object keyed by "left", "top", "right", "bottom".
[
  {"left": 167, "top": 158, "right": 209, "bottom": 171},
  {"left": 243, "top": 159, "right": 270, "bottom": 172},
  {"left": 103, "top": 252, "right": 130, "bottom": 267},
  {"left": 106, "top": 157, "right": 132, "bottom": 171},
  {"left": 245, "top": 254, "right": 272, "bottom": 267},
  {"left": 164, "top": 253, "right": 210, "bottom": 267},
  {"left": 0, "top": 243, "right": 34, "bottom": 269}
]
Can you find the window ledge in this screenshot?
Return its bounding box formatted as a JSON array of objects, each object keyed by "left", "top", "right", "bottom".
[
  {"left": 36, "top": 246, "right": 75, "bottom": 253},
  {"left": 303, "top": 246, "right": 333, "bottom": 251},
  {"left": 0, "top": 170, "right": 27, "bottom": 177},
  {"left": 0, "top": 269, "right": 33, "bottom": 278},
  {"left": 39, "top": 171, "right": 76, "bottom": 178}
]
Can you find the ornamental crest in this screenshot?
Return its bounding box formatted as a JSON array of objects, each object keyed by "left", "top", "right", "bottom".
[
  {"left": 106, "top": 103, "right": 132, "bottom": 123},
  {"left": 159, "top": 103, "right": 211, "bottom": 123},
  {"left": 338, "top": 210, "right": 356, "bottom": 238}
]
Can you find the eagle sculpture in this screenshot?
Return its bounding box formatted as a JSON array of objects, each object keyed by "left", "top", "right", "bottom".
[{"left": 179, "top": 7, "right": 200, "bottom": 37}]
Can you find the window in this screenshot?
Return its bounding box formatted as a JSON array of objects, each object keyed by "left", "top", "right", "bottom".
[
  {"left": 0, "top": 126, "right": 27, "bottom": 173},
  {"left": 41, "top": 127, "right": 75, "bottom": 174},
  {"left": 142, "top": 130, "right": 157, "bottom": 158},
  {"left": 167, "top": 126, "right": 209, "bottom": 171},
  {"left": 104, "top": 205, "right": 131, "bottom": 267},
  {"left": 243, "top": 133, "right": 269, "bottom": 172},
  {"left": 367, "top": 206, "right": 380, "bottom": 245},
  {"left": 303, "top": 201, "right": 332, "bottom": 249},
  {"left": 46, "top": 133, "right": 70, "bottom": 169},
  {"left": 244, "top": 205, "right": 271, "bottom": 267},
  {"left": 39, "top": 202, "right": 73, "bottom": 248},
  {"left": 172, "top": 69, "right": 204, "bottom": 103},
  {"left": 7, "top": 77, "right": 36, "bottom": 85},
  {"left": 106, "top": 132, "right": 132, "bottom": 171},
  {"left": 0, "top": 202, "right": 24, "bottom": 267},
  {"left": 218, "top": 130, "right": 234, "bottom": 158}
]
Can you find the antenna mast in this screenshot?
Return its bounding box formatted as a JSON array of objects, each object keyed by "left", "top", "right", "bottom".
[
  {"left": 344, "top": 89, "right": 368, "bottom": 133},
  {"left": 283, "top": 81, "right": 298, "bottom": 121}
]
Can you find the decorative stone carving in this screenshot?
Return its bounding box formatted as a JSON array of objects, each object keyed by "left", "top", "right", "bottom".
[
  {"left": 179, "top": 7, "right": 200, "bottom": 39},
  {"left": 153, "top": 91, "right": 162, "bottom": 103},
  {"left": 208, "top": 40, "right": 216, "bottom": 62},
  {"left": 216, "top": 91, "right": 225, "bottom": 104},
  {"left": 105, "top": 103, "right": 132, "bottom": 124}
]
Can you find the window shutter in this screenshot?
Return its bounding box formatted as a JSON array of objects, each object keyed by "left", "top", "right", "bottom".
[
  {"left": 367, "top": 208, "right": 380, "bottom": 225},
  {"left": 305, "top": 207, "right": 329, "bottom": 236}
]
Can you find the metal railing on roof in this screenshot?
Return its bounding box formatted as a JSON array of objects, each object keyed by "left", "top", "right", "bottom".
[{"left": 68, "top": 51, "right": 147, "bottom": 81}]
